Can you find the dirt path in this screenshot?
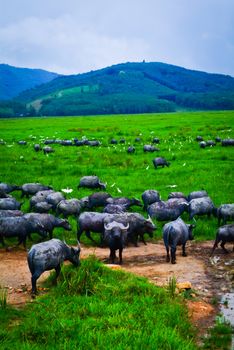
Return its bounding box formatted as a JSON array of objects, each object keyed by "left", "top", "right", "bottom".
[{"left": 0, "top": 241, "right": 233, "bottom": 333}]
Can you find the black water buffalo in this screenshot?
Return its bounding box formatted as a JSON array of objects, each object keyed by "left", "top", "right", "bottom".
[
  {"left": 221, "top": 139, "right": 234, "bottom": 146},
  {"left": 215, "top": 137, "right": 221, "bottom": 142},
  {"left": 188, "top": 197, "right": 216, "bottom": 220},
  {"left": 152, "top": 157, "right": 170, "bottom": 169},
  {"left": 110, "top": 139, "right": 118, "bottom": 144},
  {"left": 163, "top": 217, "right": 195, "bottom": 264},
  {"left": 0, "top": 183, "right": 21, "bottom": 194},
  {"left": 44, "top": 139, "right": 56, "bottom": 145},
  {"left": 211, "top": 224, "right": 234, "bottom": 255},
  {"left": 0, "top": 216, "right": 46, "bottom": 249},
  {"left": 196, "top": 136, "right": 203, "bottom": 141},
  {"left": 27, "top": 239, "right": 80, "bottom": 294},
  {"left": 147, "top": 200, "right": 186, "bottom": 221},
  {"left": 127, "top": 146, "right": 135, "bottom": 153},
  {"left": 119, "top": 138, "right": 126, "bottom": 144},
  {"left": 206, "top": 140, "right": 216, "bottom": 147},
  {"left": 168, "top": 192, "right": 187, "bottom": 200},
  {"left": 87, "top": 192, "right": 112, "bottom": 209},
  {"left": 106, "top": 213, "right": 156, "bottom": 246},
  {"left": 143, "top": 145, "right": 159, "bottom": 153},
  {"left": 216, "top": 204, "right": 234, "bottom": 225},
  {"left": 18, "top": 141, "right": 27, "bottom": 145},
  {"left": 0, "top": 209, "right": 24, "bottom": 218},
  {"left": 34, "top": 144, "right": 41, "bottom": 152},
  {"left": 0, "top": 198, "right": 22, "bottom": 210},
  {"left": 152, "top": 138, "right": 160, "bottom": 144},
  {"left": 43, "top": 146, "right": 55, "bottom": 154},
  {"left": 33, "top": 202, "right": 53, "bottom": 213},
  {"left": 56, "top": 198, "right": 87, "bottom": 217},
  {"left": 103, "top": 219, "right": 129, "bottom": 264},
  {"left": 142, "top": 190, "right": 160, "bottom": 210},
  {"left": 106, "top": 197, "right": 142, "bottom": 209},
  {"left": 199, "top": 141, "right": 207, "bottom": 148},
  {"left": 78, "top": 176, "right": 106, "bottom": 191},
  {"left": 24, "top": 213, "right": 71, "bottom": 239},
  {"left": 46, "top": 192, "right": 65, "bottom": 209},
  {"left": 21, "top": 183, "right": 53, "bottom": 198},
  {"left": 187, "top": 190, "right": 208, "bottom": 202},
  {"left": 61, "top": 140, "right": 73, "bottom": 146},
  {"left": 77, "top": 212, "right": 109, "bottom": 244},
  {"left": 29, "top": 190, "right": 55, "bottom": 209},
  {"left": 103, "top": 204, "right": 127, "bottom": 214}
]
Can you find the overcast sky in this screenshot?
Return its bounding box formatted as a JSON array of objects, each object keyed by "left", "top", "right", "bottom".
[{"left": 0, "top": 0, "right": 233, "bottom": 76}]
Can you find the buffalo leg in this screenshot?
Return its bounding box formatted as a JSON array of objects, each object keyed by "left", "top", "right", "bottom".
[
  {"left": 54, "top": 264, "right": 61, "bottom": 285},
  {"left": 109, "top": 249, "right": 116, "bottom": 264},
  {"left": 210, "top": 238, "right": 219, "bottom": 256},
  {"left": 220, "top": 241, "right": 229, "bottom": 254},
  {"left": 182, "top": 244, "right": 187, "bottom": 257},
  {"left": 119, "top": 248, "right": 123, "bottom": 265},
  {"left": 31, "top": 271, "right": 42, "bottom": 295},
  {"left": 165, "top": 245, "right": 170, "bottom": 262},
  {"left": 85, "top": 231, "right": 98, "bottom": 245},
  {"left": 171, "top": 246, "right": 176, "bottom": 264}
]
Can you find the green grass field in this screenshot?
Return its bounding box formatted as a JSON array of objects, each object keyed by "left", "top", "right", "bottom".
[
  {"left": 0, "top": 110, "right": 233, "bottom": 243},
  {"left": 0, "top": 111, "right": 233, "bottom": 349}
]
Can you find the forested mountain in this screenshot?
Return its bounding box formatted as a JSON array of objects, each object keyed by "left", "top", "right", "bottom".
[
  {"left": 1, "top": 62, "right": 234, "bottom": 117},
  {"left": 0, "top": 64, "right": 59, "bottom": 100}
]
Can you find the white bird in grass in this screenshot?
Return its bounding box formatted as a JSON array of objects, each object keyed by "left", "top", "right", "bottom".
[
  {"left": 166, "top": 185, "right": 177, "bottom": 188},
  {"left": 117, "top": 187, "right": 122, "bottom": 193},
  {"left": 62, "top": 188, "right": 73, "bottom": 194},
  {"left": 111, "top": 183, "right": 116, "bottom": 187}
]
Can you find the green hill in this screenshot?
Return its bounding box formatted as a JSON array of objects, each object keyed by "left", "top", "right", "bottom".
[
  {"left": 2, "top": 62, "right": 234, "bottom": 116},
  {"left": 0, "top": 64, "right": 59, "bottom": 100}
]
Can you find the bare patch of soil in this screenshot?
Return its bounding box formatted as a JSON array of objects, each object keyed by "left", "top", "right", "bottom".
[{"left": 0, "top": 241, "right": 233, "bottom": 335}]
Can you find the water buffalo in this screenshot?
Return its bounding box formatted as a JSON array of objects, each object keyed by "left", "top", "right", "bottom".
[
  {"left": 27, "top": 239, "right": 80, "bottom": 294},
  {"left": 86, "top": 192, "right": 112, "bottom": 210},
  {"left": 56, "top": 198, "right": 86, "bottom": 218},
  {"left": 18, "top": 141, "right": 27, "bottom": 145},
  {"left": 21, "top": 183, "right": 53, "bottom": 198},
  {"left": 46, "top": 192, "right": 65, "bottom": 209},
  {"left": 77, "top": 212, "right": 109, "bottom": 244},
  {"left": 215, "top": 137, "right": 221, "bottom": 142},
  {"left": 216, "top": 204, "right": 234, "bottom": 225},
  {"left": 147, "top": 200, "right": 186, "bottom": 221},
  {"left": 110, "top": 139, "right": 118, "bottom": 144},
  {"left": 106, "top": 197, "right": 142, "bottom": 209},
  {"left": 187, "top": 190, "right": 208, "bottom": 202},
  {"left": 43, "top": 146, "right": 55, "bottom": 154},
  {"left": 188, "top": 197, "right": 216, "bottom": 220},
  {"left": 163, "top": 217, "right": 195, "bottom": 264},
  {"left": 152, "top": 138, "right": 160, "bottom": 144},
  {"left": 106, "top": 213, "right": 156, "bottom": 246},
  {"left": 211, "top": 224, "right": 234, "bottom": 255},
  {"left": 34, "top": 144, "right": 41, "bottom": 152},
  {"left": 103, "top": 204, "right": 127, "bottom": 214},
  {"left": 24, "top": 213, "right": 71, "bottom": 239},
  {"left": 168, "top": 192, "right": 187, "bottom": 200},
  {"left": 142, "top": 190, "right": 160, "bottom": 210},
  {"left": 33, "top": 202, "right": 53, "bottom": 213},
  {"left": 143, "top": 145, "right": 159, "bottom": 153},
  {"left": 103, "top": 219, "right": 129, "bottom": 264},
  {"left": 127, "top": 146, "right": 135, "bottom": 154},
  {"left": 0, "top": 183, "right": 21, "bottom": 194},
  {"left": 206, "top": 140, "right": 216, "bottom": 147},
  {"left": 196, "top": 136, "right": 203, "bottom": 141},
  {"left": 152, "top": 157, "right": 170, "bottom": 169},
  {"left": 29, "top": 190, "right": 55, "bottom": 209},
  {"left": 0, "top": 216, "right": 46, "bottom": 249},
  {"left": 0, "top": 209, "right": 24, "bottom": 218},
  {"left": 221, "top": 139, "right": 234, "bottom": 146},
  {"left": 0, "top": 198, "right": 22, "bottom": 210},
  {"left": 119, "top": 138, "right": 126, "bottom": 144},
  {"left": 78, "top": 176, "right": 106, "bottom": 191},
  {"left": 199, "top": 141, "right": 207, "bottom": 148}
]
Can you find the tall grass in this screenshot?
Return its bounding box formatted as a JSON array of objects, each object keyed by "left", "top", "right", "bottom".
[{"left": 0, "top": 256, "right": 198, "bottom": 349}]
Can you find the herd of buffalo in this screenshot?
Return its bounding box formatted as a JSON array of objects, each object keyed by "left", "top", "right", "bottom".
[
  {"left": 0, "top": 173, "right": 233, "bottom": 295},
  {"left": 0, "top": 134, "right": 233, "bottom": 295}
]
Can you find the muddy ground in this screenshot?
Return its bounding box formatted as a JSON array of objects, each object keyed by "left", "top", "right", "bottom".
[{"left": 0, "top": 240, "right": 233, "bottom": 338}]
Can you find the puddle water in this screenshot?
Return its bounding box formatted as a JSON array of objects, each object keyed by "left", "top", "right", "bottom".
[
  {"left": 221, "top": 293, "right": 234, "bottom": 326},
  {"left": 220, "top": 292, "right": 234, "bottom": 349}
]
